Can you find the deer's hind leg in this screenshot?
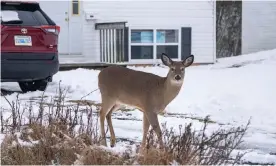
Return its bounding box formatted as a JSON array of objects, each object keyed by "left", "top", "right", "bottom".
[
  {"left": 100, "top": 98, "right": 116, "bottom": 146},
  {"left": 106, "top": 104, "right": 120, "bottom": 147},
  {"left": 141, "top": 113, "right": 150, "bottom": 148}
]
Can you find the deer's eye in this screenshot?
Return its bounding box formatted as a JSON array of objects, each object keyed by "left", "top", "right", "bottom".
[
  {"left": 181, "top": 68, "right": 184, "bottom": 71},
  {"left": 171, "top": 68, "right": 175, "bottom": 71}
]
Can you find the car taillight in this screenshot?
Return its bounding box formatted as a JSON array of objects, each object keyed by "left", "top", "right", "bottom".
[{"left": 41, "top": 25, "right": 60, "bottom": 35}]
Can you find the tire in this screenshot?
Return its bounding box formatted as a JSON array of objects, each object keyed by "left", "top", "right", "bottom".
[{"left": 19, "top": 80, "right": 48, "bottom": 93}]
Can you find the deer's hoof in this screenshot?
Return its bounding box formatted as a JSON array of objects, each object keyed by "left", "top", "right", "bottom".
[
  {"left": 110, "top": 138, "right": 116, "bottom": 147},
  {"left": 110, "top": 141, "right": 116, "bottom": 147}
]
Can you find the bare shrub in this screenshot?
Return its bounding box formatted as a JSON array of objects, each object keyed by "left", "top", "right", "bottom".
[
  {"left": 1, "top": 93, "right": 27, "bottom": 134},
  {"left": 1, "top": 122, "right": 82, "bottom": 165},
  {"left": 138, "top": 116, "right": 250, "bottom": 165},
  {"left": 1, "top": 83, "right": 101, "bottom": 165},
  {"left": 1, "top": 84, "right": 250, "bottom": 165}
]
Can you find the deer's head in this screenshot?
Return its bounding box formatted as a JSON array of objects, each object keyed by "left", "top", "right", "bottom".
[{"left": 161, "top": 53, "right": 194, "bottom": 85}]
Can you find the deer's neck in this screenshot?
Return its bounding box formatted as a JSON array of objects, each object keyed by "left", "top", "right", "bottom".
[{"left": 162, "top": 77, "right": 183, "bottom": 106}]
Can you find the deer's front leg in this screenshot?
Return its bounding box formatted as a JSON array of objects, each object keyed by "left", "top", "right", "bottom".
[{"left": 145, "top": 111, "right": 164, "bottom": 149}]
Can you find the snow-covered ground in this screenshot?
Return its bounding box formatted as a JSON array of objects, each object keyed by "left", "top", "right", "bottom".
[{"left": 1, "top": 49, "right": 276, "bottom": 164}]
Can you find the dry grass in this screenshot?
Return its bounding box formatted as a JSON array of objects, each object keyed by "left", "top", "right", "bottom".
[
  {"left": 0, "top": 83, "right": 250, "bottom": 165},
  {"left": 80, "top": 146, "right": 133, "bottom": 165},
  {"left": 1, "top": 122, "right": 89, "bottom": 165}
]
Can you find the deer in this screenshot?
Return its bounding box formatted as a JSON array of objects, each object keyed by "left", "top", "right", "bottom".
[{"left": 98, "top": 53, "right": 194, "bottom": 150}]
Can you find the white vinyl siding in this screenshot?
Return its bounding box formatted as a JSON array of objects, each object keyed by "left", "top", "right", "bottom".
[
  {"left": 82, "top": 1, "right": 215, "bottom": 64},
  {"left": 242, "top": 1, "right": 276, "bottom": 54}
]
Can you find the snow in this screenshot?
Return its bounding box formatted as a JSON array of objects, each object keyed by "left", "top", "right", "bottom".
[
  {"left": 1, "top": 49, "right": 276, "bottom": 164},
  {"left": 0, "top": 134, "right": 5, "bottom": 144},
  {"left": 14, "top": 132, "right": 40, "bottom": 147},
  {"left": 1, "top": 11, "right": 21, "bottom": 22},
  {"left": 235, "top": 150, "right": 276, "bottom": 164}
]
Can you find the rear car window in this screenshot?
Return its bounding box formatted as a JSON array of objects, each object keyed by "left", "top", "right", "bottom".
[{"left": 1, "top": 2, "right": 50, "bottom": 26}]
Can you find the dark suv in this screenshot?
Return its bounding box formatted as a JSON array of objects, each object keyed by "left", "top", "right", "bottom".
[{"left": 1, "top": 1, "right": 60, "bottom": 92}]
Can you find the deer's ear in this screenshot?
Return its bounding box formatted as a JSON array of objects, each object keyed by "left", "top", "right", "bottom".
[
  {"left": 183, "top": 55, "right": 194, "bottom": 67},
  {"left": 161, "top": 53, "right": 173, "bottom": 66}
]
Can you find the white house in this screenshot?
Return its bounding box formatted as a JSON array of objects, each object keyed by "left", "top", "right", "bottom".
[
  {"left": 39, "top": 0, "right": 216, "bottom": 65},
  {"left": 38, "top": 0, "right": 276, "bottom": 65},
  {"left": 242, "top": 1, "right": 276, "bottom": 55}
]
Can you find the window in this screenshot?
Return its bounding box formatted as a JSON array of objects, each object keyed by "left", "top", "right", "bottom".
[
  {"left": 131, "top": 46, "right": 153, "bottom": 59},
  {"left": 72, "top": 0, "right": 79, "bottom": 15},
  {"left": 130, "top": 30, "right": 154, "bottom": 59},
  {"left": 157, "top": 45, "right": 178, "bottom": 59},
  {"left": 156, "top": 30, "right": 178, "bottom": 43},
  {"left": 156, "top": 29, "right": 179, "bottom": 59},
  {"left": 130, "top": 29, "right": 179, "bottom": 60},
  {"left": 131, "top": 30, "right": 153, "bottom": 43}
]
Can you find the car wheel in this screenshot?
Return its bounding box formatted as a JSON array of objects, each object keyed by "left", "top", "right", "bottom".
[{"left": 19, "top": 80, "right": 48, "bottom": 93}]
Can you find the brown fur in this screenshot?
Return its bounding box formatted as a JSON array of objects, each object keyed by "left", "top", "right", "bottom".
[{"left": 98, "top": 53, "right": 194, "bottom": 149}]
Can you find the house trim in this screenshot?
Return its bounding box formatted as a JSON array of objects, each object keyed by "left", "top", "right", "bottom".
[{"left": 95, "top": 21, "right": 127, "bottom": 30}]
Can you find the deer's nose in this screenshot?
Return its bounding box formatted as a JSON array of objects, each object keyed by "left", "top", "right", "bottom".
[{"left": 175, "top": 75, "right": 181, "bottom": 81}]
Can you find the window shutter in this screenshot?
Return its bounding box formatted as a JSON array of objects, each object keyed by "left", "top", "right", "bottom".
[
  {"left": 181, "top": 27, "right": 192, "bottom": 60},
  {"left": 124, "top": 27, "right": 129, "bottom": 62}
]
